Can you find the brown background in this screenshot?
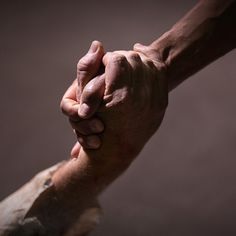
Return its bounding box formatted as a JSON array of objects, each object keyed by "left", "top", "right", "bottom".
[{"left": 0, "top": 1, "right": 236, "bottom": 235}]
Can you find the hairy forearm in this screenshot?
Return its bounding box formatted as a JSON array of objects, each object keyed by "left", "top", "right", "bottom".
[{"left": 142, "top": 0, "right": 236, "bottom": 91}]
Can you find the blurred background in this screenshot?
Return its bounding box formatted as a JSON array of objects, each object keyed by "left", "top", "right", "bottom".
[{"left": 1, "top": 0, "right": 236, "bottom": 235}]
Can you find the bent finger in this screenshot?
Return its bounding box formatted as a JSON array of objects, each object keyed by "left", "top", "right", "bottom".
[
  {"left": 77, "top": 40, "right": 105, "bottom": 98},
  {"left": 60, "top": 79, "right": 80, "bottom": 120},
  {"left": 76, "top": 133, "right": 102, "bottom": 150},
  {"left": 102, "top": 52, "right": 131, "bottom": 97},
  {"left": 70, "top": 117, "right": 104, "bottom": 135},
  {"left": 78, "top": 74, "right": 105, "bottom": 118}
]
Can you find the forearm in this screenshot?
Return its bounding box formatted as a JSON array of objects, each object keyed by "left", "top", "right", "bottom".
[
  {"left": 6, "top": 40, "right": 142, "bottom": 235},
  {"left": 0, "top": 162, "right": 102, "bottom": 236},
  {"left": 53, "top": 135, "right": 134, "bottom": 197},
  {"left": 139, "top": 0, "right": 236, "bottom": 91},
  {"left": 0, "top": 145, "right": 129, "bottom": 236}
]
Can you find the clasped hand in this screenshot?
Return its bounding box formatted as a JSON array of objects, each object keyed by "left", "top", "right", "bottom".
[{"left": 61, "top": 41, "right": 168, "bottom": 163}]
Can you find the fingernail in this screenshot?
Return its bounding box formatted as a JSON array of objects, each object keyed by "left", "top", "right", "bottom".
[
  {"left": 79, "top": 103, "right": 90, "bottom": 117},
  {"left": 90, "top": 120, "right": 104, "bottom": 133},
  {"left": 88, "top": 41, "right": 98, "bottom": 53},
  {"left": 87, "top": 136, "right": 100, "bottom": 149}
]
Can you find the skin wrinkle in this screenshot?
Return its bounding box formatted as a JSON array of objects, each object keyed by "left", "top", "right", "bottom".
[
  {"left": 1, "top": 1, "right": 236, "bottom": 235},
  {"left": 103, "top": 54, "right": 130, "bottom": 97}
]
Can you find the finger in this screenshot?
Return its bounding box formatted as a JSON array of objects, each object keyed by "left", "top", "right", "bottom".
[
  {"left": 133, "top": 43, "right": 151, "bottom": 56},
  {"left": 70, "top": 141, "right": 81, "bottom": 159},
  {"left": 76, "top": 133, "right": 101, "bottom": 149},
  {"left": 77, "top": 40, "right": 104, "bottom": 99},
  {"left": 102, "top": 52, "right": 131, "bottom": 97},
  {"left": 70, "top": 117, "right": 104, "bottom": 135},
  {"left": 78, "top": 74, "right": 105, "bottom": 118},
  {"left": 125, "top": 51, "right": 143, "bottom": 71},
  {"left": 133, "top": 43, "right": 161, "bottom": 64},
  {"left": 60, "top": 79, "right": 80, "bottom": 120},
  {"left": 134, "top": 44, "right": 168, "bottom": 109},
  {"left": 124, "top": 51, "right": 147, "bottom": 102}
]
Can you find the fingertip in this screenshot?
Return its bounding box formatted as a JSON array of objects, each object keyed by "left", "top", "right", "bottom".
[
  {"left": 86, "top": 135, "right": 101, "bottom": 149},
  {"left": 90, "top": 119, "right": 104, "bottom": 133},
  {"left": 88, "top": 41, "right": 99, "bottom": 54},
  {"left": 70, "top": 118, "right": 104, "bottom": 136},
  {"left": 89, "top": 40, "right": 104, "bottom": 54},
  {"left": 78, "top": 103, "right": 91, "bottom": 118},
  {"left": 77, "top": 135, "right": 101, "bottom": 149},
  {"left": 102, "top": 52, "right": 112, "bottom": 66},
  {"left": 77, "top": 42, "right": 105, "bottom": 95},
  {"left": 92, "top": 40, "right": 102, "bottom": 48},
  {"left": 71, "top": 142, "right": 81, "bottom": 158}
]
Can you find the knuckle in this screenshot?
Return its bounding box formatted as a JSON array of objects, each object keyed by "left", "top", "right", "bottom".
[
  {"left": 128, "top": 51, "right": 141, "bottom": 62},
  {"left": 77, "top": 56, "right": 93, "bottom": 74},
  {"left": 82, "top": 89, "right": 96, "bottom": 106},
  {"left": 77, "top": 135, "right": 85, "bottom": 146},
  {"left": 77, "top": 58, "right": 88, "bottom": 71},
  {"left": 111, "top": 54, "right": 127, "bottom": 66},
  {"left": 71, "top": 120, "right": 91, "bottom": 135},
  {"left": 144, "top": 58, "right": 155, "bottom": 68},
  {"left": 60, "top": 100, "right": 75, "bottom": 117}
]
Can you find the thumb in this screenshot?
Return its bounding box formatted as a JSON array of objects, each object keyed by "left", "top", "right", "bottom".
[
  {"left": 77, "top": 40, "right": 104, "bottom": 100},
  {"left": 78, "top": 74, "right": 105, "bottom": 118}
]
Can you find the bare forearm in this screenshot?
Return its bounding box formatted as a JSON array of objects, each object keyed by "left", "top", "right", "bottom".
[
  {"left": 0, "top": 147, "right": 127, "bottom": 236},
  {"left": 0, "top": 162, "right": 102, "bottom": 236},
  {"left": 53, "top": 134, "right": 134, "bottom": 197},
  {"left": 139, "top": 0, "right": 236, "bottom": 91}
]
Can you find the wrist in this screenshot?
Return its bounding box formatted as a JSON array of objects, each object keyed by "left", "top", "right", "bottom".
[
  {"left": 53, "top": 146, "right": 133, "bottom": 196},
  {"left": 133, "top": 35, "right": 171, "bottom": 90}
]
